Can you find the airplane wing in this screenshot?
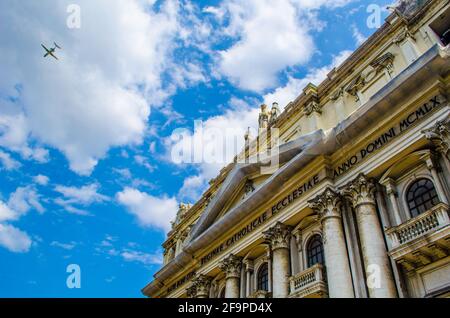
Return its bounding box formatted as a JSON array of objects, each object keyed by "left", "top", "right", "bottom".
[
  {"left": 49, "top": 52, "right": 59, "bottom": 60},
  {"left": 41, "top": 44, "right": 51, "bottom": 53}
]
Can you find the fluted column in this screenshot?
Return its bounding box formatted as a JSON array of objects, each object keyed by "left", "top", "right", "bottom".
[
  {"left": 191, "top": 274, "right": 212, "bottom": 298},
  {"left": 219, "top": 254, "right": 242, "bottom": 298},
  {"left": 342, "top": 174, "right": 396, "bottom": 298},
  {"left": 424, "top": 155, "right": 449, "bottom": 204},
  {"left": 244, "top": 259, "right": 254, "bottom": 297},
  {"left": 263, "top": 222, "right": 292, "bottom": 298},
  {"left": 309, "top": 188, "right": 355, "bottom": 298},
  {"left": 383, "top": 178, "right": 403, "bottom": 225}
]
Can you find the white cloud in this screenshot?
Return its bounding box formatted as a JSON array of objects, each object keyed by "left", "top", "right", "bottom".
[
  {"left": 0, "top": 186, "right": 45, "bottom": 253},
  {"left": 0, "top": 186, "right": 45, "bottom": 223},
  {"left": 166, "top": 98, "right": 259, "bottom": 202},
  {"left": 121, "top": 249, "right": 163, "bottom": 266},
  {"left": 54, "top": 184, "right": 108, "bottom": 205},
  {"left": 7, "top": 186, "right": 45, "bottom": 215},
  {"left": 50, "top": 241, "right": 77, "bottom": 250},
  {"left": 0, "top": 0, "right": 198, "bottom": 175},
  {"left": 294, "top": 0, "right": 355, "bottom": 10},
  {"left": 0, "top": 201, "right": 16, "bottom": 223},
  {"left": 178, "top": 175, "right": 207, "bottom": 202},
  {"left": 0, "top": 101, "right": 49, "bottom": 163},
  {"left": 54, "top": 183, "right": 108, "bottom": 215},
  {"left": 0, "top": 223, "right": 32, "bottom": 253},
  {"left": 33, "top": 174, "right": 50, "bottom": 186},
  {"left": 263, "top": 50, "right": 353, "bottom": 109},
  {"left": 116, "top": 188, "right": 178, "bottom": 233},
  {"left": 352, "top": 24, "right": 367, "bottom": 46},
  {"left": 210, "top": 0, "right": 356, "bottom": 92},
  {"left": 216, "top": 0, "right": 315, "bottom": 92},
  {"left": 0, "top": 150, "right": 21, "bottom": 170},
  {"left": 134, "top": 155, "right": 156, "bottom": 173}
]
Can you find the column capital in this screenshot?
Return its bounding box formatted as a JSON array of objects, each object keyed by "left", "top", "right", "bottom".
[
  {"left": 422, "top": 117, "right": 450, "bottom": 159},
  {"left": 243, "top": 258, "right": 254, "bottom": 272},
  {"left": 341, "top": 173, "right": 377, "bottom": 208},
  {"left": 308, "top": 187, "right": 343, "bottom": 221},
  {"left": 382, "top": 177, "right": 397, "bottom": 196},
  {"left": 263, "top": 222, "right": 292, "bottom": 251},
  {"left": 186, "top": 285, "right": 197, "bottom": 298},
  {"left": 191, "top": 274, "right": 212, "bottom": 298},
  {"left": 219, "top": 254, "right": 243, "bottom": 279}
]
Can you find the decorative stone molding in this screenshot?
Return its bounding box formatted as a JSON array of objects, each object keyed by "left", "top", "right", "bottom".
[
  {"left": 263, "top": 222, "right": 292, "bottom": 251},
  {"left": 303, "top": 101, "right": 322, "bottom": 116},
  {"left": 330, "top": 87, "right": 344, "bottom": 101},
  {"left": 369, "top": 52, "right": 395, "bottom": 76},
  {"left": 269, "top": 102, "right": 281, "bottom": 126},
  {"left": 243, "top": 179, "right": 255, "bottom": 198},
  {"left": 308, "top": 187, "right": 343, "bottom": 222},
  {"left": 341, "top": 173, "right": 377, "bottom": 208},
  {"left": 186, "top": 285, "right": 197, "bottom": 298},
  {"left": 422, "top": 117, "right": 450, "bottom": 159},
  {"left": 219, "top": 254, "right": 243, "bottom": 279},
  {"left": 191, "top": 274, "right": 212, "bottom": 298},
  {"left": 248, "top": 290, "right": 272, "bottom": 298},
  {"left": 173, "top": 203, "right": 192, "bottom": 227},
  {"left": 393, "top": 26, "right": 416, "bottom": 45},
  {"left": 258, "top": 104, "right": 270, "bottom": 129},
  {"left": 393, "top": 1, "right": 425, "bottom": 19},
  {"left": 345, "top": 74, "right": 365, "bottom": 102},
  {"left": 243, "top": 259, "right": 254, "bottom": 272}
]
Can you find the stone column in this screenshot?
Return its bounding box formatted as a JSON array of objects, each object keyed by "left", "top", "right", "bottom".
[
  {"left": 263, "top": 222, "right": 292, "bottom": 298},
  {"left": 342, "top": 174, "right": 397, "bottom": 298},
  {"left": 244, "top": 259, "right": 254, "bottom": 297},
  {"left": 309, "top": 188, "right": 355, "bottom": 298},
  {"left": 191, "top": 274, "right": 212, "bottom": 298},
  {"left": 219, "top": 254, "right": 242, "bottom": 298},
  {"left": 425, "top": 155, "right": 449, "bottom": 204},
  {"left": 423, "top": 117, "right": 450, "bottom": 171},
  {"left": 383, "top": 178, "right": 403, "bottom": 225},
  {"left": 293, "top": 230, "right": 304, "bottom": 273}
]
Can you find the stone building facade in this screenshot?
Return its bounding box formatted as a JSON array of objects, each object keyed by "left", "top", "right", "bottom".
[{"left": 143, "top": 0, "right": 450, "bottom": 298}]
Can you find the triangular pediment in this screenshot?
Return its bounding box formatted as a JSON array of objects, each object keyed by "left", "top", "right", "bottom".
[
  {"left": 212, "top": 173, "right": 273, "bottom": 223},
  {"left": 188, "top": 131, "right": 323, "bottom": 242}
]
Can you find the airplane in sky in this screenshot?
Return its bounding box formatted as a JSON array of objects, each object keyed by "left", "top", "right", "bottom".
[{"left": 41, "top": 42, "right": 62, "bottom": 60}]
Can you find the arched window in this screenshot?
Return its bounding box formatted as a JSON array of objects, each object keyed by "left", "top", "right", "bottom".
[
  {"left": 406, "top": 178, "right": 440, "bottom": 218},
  {"left": 307, "top": 235, "right": 324, "bottom": 268},
  {"left": 257, "top": 263, "right": 269, "bottom": 291}
]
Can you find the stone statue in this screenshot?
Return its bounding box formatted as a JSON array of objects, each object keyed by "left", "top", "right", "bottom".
[
  {"left": 258, "top": 104, "right": 270, "bottom": 129},
  {"left": 269, "top": 102, "right": 280, "bottom": 126},
  {"left": 243, "top": 179, "right": 255, "bottom": 198},
  {"left": 392, "top": 0, "right": 425, "bottom": 18},
  {"left": 175, "top": 203, "right": 191, "bottom": 225},
  {"left": 244, "top": 127, "right": 251, "bottom": 142}
]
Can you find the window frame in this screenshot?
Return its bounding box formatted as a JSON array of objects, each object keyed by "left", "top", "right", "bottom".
[
  {"left": 405, "top": 178, "right": 440, "bottom": 218},
  {"left": 306, "top": 234, "right": 325, "bottom": 268},
  {"left": 256, "top": 263, "right": 269, "bottom": 292}
]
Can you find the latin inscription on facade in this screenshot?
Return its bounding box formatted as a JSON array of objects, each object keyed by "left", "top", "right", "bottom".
[
  {"left": 334, "top": 95, "right": 444, "bottom": 178},
  {"left": 200, "top": 174, "right": 321, "bottom": 266},
  {"left": 167, "top": 271, "right": 197, "bottom": 294}
]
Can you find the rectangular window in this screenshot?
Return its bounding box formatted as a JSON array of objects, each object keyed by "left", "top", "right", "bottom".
[{"left": 429, "top": 7, "right": 450, "bottom": 46}]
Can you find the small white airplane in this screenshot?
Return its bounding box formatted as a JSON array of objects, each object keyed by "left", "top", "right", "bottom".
[{"left": 41, "top": 42, "right": 62, "bottom": 60}]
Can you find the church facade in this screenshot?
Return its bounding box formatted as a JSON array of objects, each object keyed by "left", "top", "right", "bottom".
[{"left": 143, "top": 0, "right": 450, "bottom": 298}]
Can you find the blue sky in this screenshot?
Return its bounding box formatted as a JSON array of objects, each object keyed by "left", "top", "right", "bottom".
[{"left": 0, "top": 0, "right": 394, "bottom": 297}]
